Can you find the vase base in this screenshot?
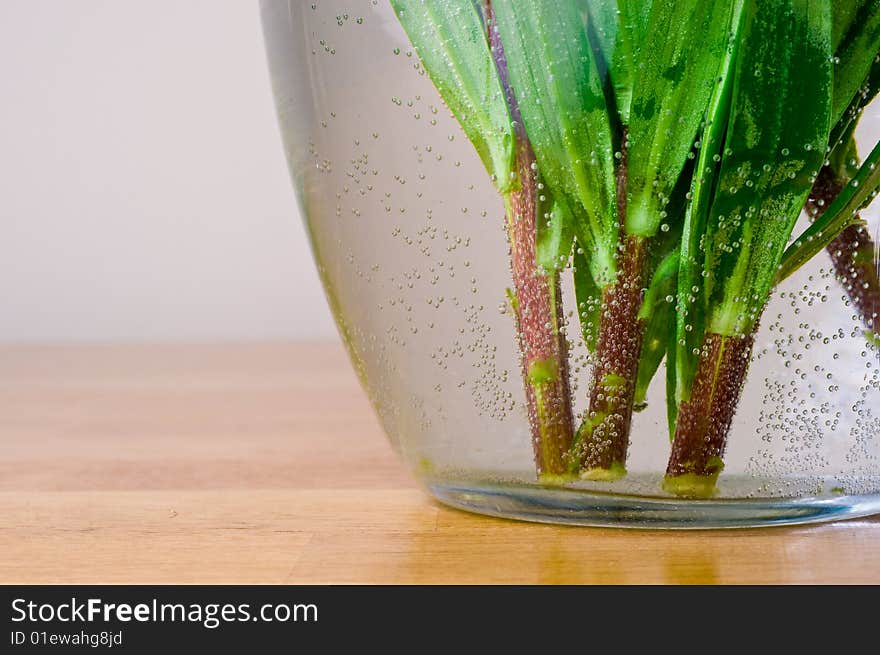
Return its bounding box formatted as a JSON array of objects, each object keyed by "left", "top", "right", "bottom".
[{"left": 427, "top": 479, "right": 880, "bottom": 529}]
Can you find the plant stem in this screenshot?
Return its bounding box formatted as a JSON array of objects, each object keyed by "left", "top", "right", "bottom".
[
  {"left": 571, "top": 133, "right": 647, "bottom": 479},
  {"left": 572, "top": 235, "right": 646, "bottom": 479},
  {"left": 664, "top": 331, "right": 755, "bottom": 497},
  {"left": 485, "top": 1, "right": 575, "bottom": 478},
  {"left": 807, "top": 166, "right": 879, "bottom": 338},
  {"left": 504, "top": 144, "right": 575, "bottom": 478},
  {"left": 662, "top": 150, "right": 878, "bottom": 499}
]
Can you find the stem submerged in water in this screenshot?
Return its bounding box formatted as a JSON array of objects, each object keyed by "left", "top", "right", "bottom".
[
  {"left": 571, "top": 133, "right": 647, "bottom": 479},
  {"left": 664, "top": 331, "right": 755, "bottom": 497},
  {"left": 572, "top": 234, "right": 647, "bottom": 479},
  {"left": 486, "top": 1, "right": 574, "bottom": 478},
  {"left": 807, "top": 166, "right": 880, "bottom": 338},
  {"left": 661, "top": 162, "right": 877, "bottom": 498},
  {"left": 504, "top": 154, "right": 575, "bottom": 478}
]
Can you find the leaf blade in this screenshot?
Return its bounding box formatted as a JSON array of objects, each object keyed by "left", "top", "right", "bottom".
[
  {"left": 702, "top": 0, "right": 833, "bottom": 337},
  {"left": 777, "top": 138, "right": 880, "bottom": 282},
  {"left": 493, "top": 0, "right": 618, "bottom": 285},
  {"left": 674, "top": 1, "right": 744, "bottom": 402},
  {"left": 626, "top": 0, "right": 737, "bottom": 237},
  {"left": 536, "top": 196, "right": 575, "bottom": 272},
  {"left": 390, "top": 0, "right": 515, "bottom": 191},
  {"left": 586, "top": 0, "right": 654, "bottom": 125},
  {"left": 831, "top": 0, "right": 880, "bottom": 127},
  {"left": 634, "top": 248, "right": 679, "bottom": 406}
]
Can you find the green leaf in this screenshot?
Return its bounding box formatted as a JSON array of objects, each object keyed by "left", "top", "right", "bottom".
[
  {"left": 829, "top": 57, "right": 880, "bottom": 151},
  {"left": 701, "top": 0, "right": 833, "bottom": 337},
  {"left": 828, "top": 124, "right": 861, "bottom": 182},
  {"left": 634, "top": 248, "right": 679, "bottom": 407},
  {"left": 390, "top": 0, "right": 515, "bottom": 192},
  {"left": 626, "top": 0, "right": 738, "bottom": 237},
  {"left": 833, "top": 1, "right": 868, "bottom": 50},
  {"left": 665, "top": 326, "right": 679, "bottom": 440},
  {"left": 831, "top": 0, "right": 880, "bottom": 127},
  {"left": 777, "top": 138, "right": 880, "bottom": 282},
  {"left": 674, "top": 2, "right": 744, "bottom": 402},
  {"left": 573, "top": 243, "right": 602, "bottom": 352},
  {"left": 585, "top": 0, "right": 653, "bottom": 125},
  {"left": 632, "top": 154, "right": 692, "bottom": 408},
  {"left": 828, "top": 4, "right": 880, "bottom": 156},
  {"left": 493, "top": 0, "right": 618, "bottom": 286},
  {"left": 536, "top": 196, "right": 575, "bottom": 272}
]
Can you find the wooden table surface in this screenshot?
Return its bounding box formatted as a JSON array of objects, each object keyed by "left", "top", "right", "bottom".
[{"left": 1, "top": 342, "right": 879, "bottom": 584}]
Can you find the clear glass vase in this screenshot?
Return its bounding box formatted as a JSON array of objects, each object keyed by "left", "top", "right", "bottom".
[{"left": 260, "top": 0, "right": 880, "bottom": 527}]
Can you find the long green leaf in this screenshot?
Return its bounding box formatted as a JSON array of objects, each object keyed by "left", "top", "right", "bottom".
[
  {"left": 673, "top": 0, "right": 744, "bottom": 403},
  {"left": 777, "top": 138, "right": 880, "bottom": 282},
  {"left": 828, "top": 123, "right": 861, "bottom": 183},
  {"left": 834, "top": 1, "right": 869, "bottom": 50},
  {"left": 665, "top": 327, "right": 678, "bottom": 440},
  {"left": 829, "top": 58, "right": 880, "bottom": 151},
  {"left": 493, "top": 0, "right": 618, "bottom": 286},
  {"left": 626, "top": 0, "right": 737, "bottom": 237},
  {"left": 828, "top": 3, "right": 880, "bottom": 156},
  {"left": 831, "top": 0, "right": 880, "bottom": 127},
  {"left": 634, "top": 248, "right": 679, "bottom": 407},
  {"left": 536, "top": 196, "right": 575, "bottom": 272},
  {"left": 390, "top": 0, "right": 515, "bottom": 191},
  {"left": 702, "top": 0, "right": 832, "bottom": 337},
  {"left": 632, "top": 151, "right": 693, "bottom": 407},
  {"left": 586, "top": 0, "right": 653, "bottom": 125}
]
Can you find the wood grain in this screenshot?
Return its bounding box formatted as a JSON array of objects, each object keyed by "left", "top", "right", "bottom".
[{"left": 1, "top": 342, "right": 878, "bottom": 584}]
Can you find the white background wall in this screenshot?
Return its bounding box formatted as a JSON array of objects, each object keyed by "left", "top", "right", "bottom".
[{"left": 0, "top": 0, "right": 335, "bottom": 342}]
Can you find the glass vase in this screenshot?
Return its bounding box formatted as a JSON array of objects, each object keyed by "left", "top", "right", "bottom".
[{"left": 260, "top": 0, "right": 880, "bottom": 527}]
